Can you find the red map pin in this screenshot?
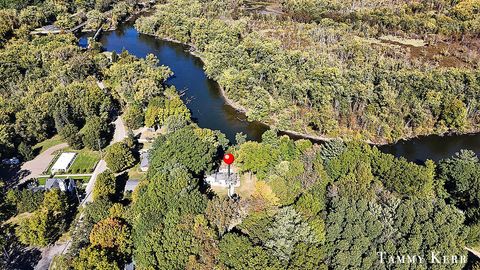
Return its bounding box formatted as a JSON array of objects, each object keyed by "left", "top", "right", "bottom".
[{"left": 223, "top": 153, "right": 234, "bottom": 165}]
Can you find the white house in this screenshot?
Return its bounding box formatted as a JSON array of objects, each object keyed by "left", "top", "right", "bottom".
[
  {"left": 204, "top": 166, "right": 240, "bottom": 188},
  {"left": 51, "top": 152, "right": 77, "bottom": 174}
]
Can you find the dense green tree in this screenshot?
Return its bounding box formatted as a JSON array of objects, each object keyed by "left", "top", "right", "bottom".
[
  {"left": 165, "top": 114, "right": 188, "bottom": 133},
  {"left": 131, "top": 167, "right": 207, "bottom": 269},
  {"left": 15, "top": 189, "right": 69, "bottom": 247},
  {"left": 73, "top": 246, "right": 120, "bottom": 270},
  {"left": 81, "top": 116, "right": 111, "bottom": 150},
  {"left": 84, "top": 197, "right": 114, "bottom": 224},
  {"left": 60, "top": 124, "right": 83, "bottom": 150},
  {"left": 144, "top": 94, "right": 190, "bottom": 129},
  {"left": 219, "top": 233, "right": 282, "bottom": 270},
  {"left": 6, "top": 189, "right": 44, "bottom": 214},
  {"left": 105, "top": 53, "right": 172, "bottom": 106},
  {"left": 93, "top": 170, "right": 116, "bottom": 200},
  {"left": 105, "top": 141, "right": 135, "bottom": 173},
  {"left": 319, "top": 139, "right": 345, "bottom": 163},
  {"left": 265, "top": 206, "right": 319, "bottom": 263},
  {"left": 150, "top": 127, "right": 218, "bottom": 175},
  {"left": 123, "top": 104, "right": 144, "bottom": 130},
  {"left": 236, "top": 141, "right": 279, "bottom": 179},
  {"left": 89, "top": 217, "right": 131, "bottom": 256},
  {"left": 17, "top": 142, "right": 34, "bottom": 161},
  {"left": 439, "top": 150, "right": 480, "bottom": 223}
]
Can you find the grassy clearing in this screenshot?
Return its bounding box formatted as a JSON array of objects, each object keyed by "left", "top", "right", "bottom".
[
  {"left": 128, "top": 163, "right": 145, "bottom": 180},
  {"left": 68, "top": 150, "right": 99, "bottom": 174},
  {"left": 33, "top": 135, "right": 64, "bottom": 154},
  {"left": 46, "top": 149, "right": 100, "bottom": 175},
  {"left": 237, "top": 172, "right": 256, "bottom": 198},
  {"left": 379, "top": 35, "right": 426, "bottom": 47}
]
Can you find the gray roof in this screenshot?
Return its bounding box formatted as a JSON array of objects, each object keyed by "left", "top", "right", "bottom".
[
  {"left": 45, "top": 178, "right": 62, "bottom": 190},
  {"left": 124, "top": 180, "right": 139, "bottom": 192},
  {"left": 140, "top": 152, "right": 149, "bottom": 168},
  {"left": 45, "top": 178, "right": 76, "bottom": 192}
]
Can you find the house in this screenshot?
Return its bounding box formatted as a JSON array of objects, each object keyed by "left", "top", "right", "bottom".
[
  {"left": 51, "top": 152, "right": 77, "bottom": 174},
  {"left": 140, "top": 151, "right": 149, "bottom": 172},
  {"left": 44, "top": 178, "right": 76, "bottom": 193},
  {"left": 204, "top": 166, "right": 240, "bottom": 188}
]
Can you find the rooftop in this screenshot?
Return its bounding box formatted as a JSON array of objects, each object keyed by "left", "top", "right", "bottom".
[
  {"left": 44, "top": 178, "right": 76, "bottom": 192},
  {"left": 124, "top": 180, "right": 140, "bottom": 192},
  {"left": 140, "top": 151, "right": 149, "bottom": 168},
  {"left": 51, "top": 152, "right": 77, "bottom": 172}
]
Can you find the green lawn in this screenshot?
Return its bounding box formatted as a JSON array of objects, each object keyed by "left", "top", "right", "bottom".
[
  {"left": 67, "top": 150, "right": 100, "bottom": 174},
  {"left": 46, "top": 149, "right": 100, "bottom": 175},
  {"left": 33, "top": 135, "right": 64, "bottom": 154},
  {"left": 128, "top": 163, "right": 146, "bottom": 180}
]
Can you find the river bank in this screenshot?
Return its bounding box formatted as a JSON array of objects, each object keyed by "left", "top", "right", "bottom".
[
  {"left": 136, "top": 30, "right": 470, "bottom": 146},
  {"left": 83, "top": 20, "right": 480, "bottom": 162}
]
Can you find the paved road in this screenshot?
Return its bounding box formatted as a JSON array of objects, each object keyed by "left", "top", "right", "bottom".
[
  {"left": 83, "top": 116, "right": 126, "bottom": 204},
  {"left": 19, "top": 143, "right": 68, "bottom": 183},
  {"left": 34, "top": 241, "right": 70, "bottom": 270},
  {"left": 83, "top": 160, "right": 107, "bottom": 203},
  {"left": 34, "top": 116, "right": 126, "bottom": 269},
  {"left": 112, "top": 116, "right": 127, "bottom": 144}
]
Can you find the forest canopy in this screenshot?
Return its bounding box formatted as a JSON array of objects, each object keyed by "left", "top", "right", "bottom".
[{"left": 136, "top": 0, "right": 480, "bottom": 143}]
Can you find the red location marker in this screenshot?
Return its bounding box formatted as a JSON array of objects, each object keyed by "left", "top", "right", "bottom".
[{"left": 223, "top": 153, "right": 234, "bottom": 165}]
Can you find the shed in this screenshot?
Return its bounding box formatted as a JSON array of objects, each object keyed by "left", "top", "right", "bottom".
[{"left": 51, "top": 152, "right": 77, "bottom": 174}]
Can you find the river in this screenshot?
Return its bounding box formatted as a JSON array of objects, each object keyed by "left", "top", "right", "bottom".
[{"left": 80, "top": 21, "right": 480, "bottom": 163}]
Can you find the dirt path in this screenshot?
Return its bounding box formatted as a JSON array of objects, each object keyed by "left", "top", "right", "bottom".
[
  {"left": 34, "top": 241, "right": 70, "bottom": 270},
  {"left": 19, "top": 143, "right": 68, "bottom": 184}
]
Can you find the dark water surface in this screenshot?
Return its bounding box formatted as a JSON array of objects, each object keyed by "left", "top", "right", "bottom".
[
  {"left": 80, "top": 21, "right": 269, "bottom": 143},
  {"left": 80, "top": 22, "right": 480, "bottom": 162}
]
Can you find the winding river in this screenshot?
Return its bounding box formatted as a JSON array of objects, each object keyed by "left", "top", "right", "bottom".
[{"left": 80, "top": 21, "right": 480, "bottom": 163}]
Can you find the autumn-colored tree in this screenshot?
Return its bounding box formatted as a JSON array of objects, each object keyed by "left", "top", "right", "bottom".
[{"left": 89, "top": 217, "right": 131, "bottom": 255}]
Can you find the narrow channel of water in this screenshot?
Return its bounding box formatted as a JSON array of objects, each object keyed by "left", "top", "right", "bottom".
[{"left": 80, "top": 21, "right": 480, "bottom": 162}]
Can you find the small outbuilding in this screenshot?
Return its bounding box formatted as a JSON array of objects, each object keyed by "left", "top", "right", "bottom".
[{"left": 51, "top": 152, "right": 77, "bottom": 174}]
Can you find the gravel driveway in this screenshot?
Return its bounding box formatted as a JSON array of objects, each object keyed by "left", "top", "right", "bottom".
[{"left": 19, "top": 143, "right": 68, "bottom": 184}]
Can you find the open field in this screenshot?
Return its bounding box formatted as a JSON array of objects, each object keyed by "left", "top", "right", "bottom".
[
  {"left": 67, "top": 150, "right": 99, "bottom": 174},
  {"left": 33, "top": 136, "right": 64, "bottom": 154},
  {"left": 46, "top": 149, "right": 100, "bottom": 175}
]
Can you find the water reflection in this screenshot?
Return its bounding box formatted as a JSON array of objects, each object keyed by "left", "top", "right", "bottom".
[{"left": 81, "top": 22, "right": 480, "bottom": 163}]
